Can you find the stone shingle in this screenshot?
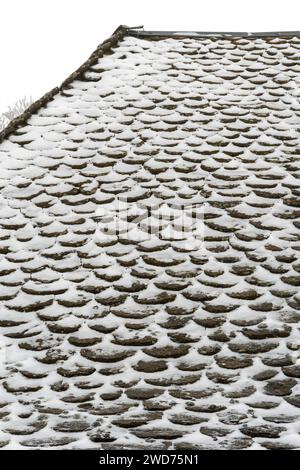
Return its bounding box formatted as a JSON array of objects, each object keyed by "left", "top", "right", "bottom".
[{"left": 0, "top": 26, "right": 300, "bottom": 449}]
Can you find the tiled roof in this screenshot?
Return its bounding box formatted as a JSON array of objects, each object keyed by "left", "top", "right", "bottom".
[{"left": 0, "top": 26, "right": 300, "bottom": 450}]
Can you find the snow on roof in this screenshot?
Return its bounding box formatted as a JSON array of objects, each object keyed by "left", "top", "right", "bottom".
[{"left": 0, "top": 26, "right": 300, "bottom": 450}]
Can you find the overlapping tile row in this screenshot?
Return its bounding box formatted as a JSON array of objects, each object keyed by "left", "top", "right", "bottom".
[{"left": 0, "top": 33, "right": 300, "bottom": 449}]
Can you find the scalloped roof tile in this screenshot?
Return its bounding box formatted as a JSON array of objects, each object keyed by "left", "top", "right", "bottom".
[{"left": 0, "top": 26, "right": 300, "bottom": 449}]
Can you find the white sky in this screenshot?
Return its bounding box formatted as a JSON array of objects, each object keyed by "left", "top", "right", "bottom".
[{"left": 1, "top": 0, "right": 300, "bottom": 114}]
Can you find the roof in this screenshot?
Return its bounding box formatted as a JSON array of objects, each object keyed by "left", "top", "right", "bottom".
[{"left": 0, "top": 26, "right": 300, "bottom": 450}]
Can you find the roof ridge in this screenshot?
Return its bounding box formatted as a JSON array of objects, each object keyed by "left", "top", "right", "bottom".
[
  {"left": 129, "top": 29, "right": 300, "bottom": 38},
  {"left": 0, "top": 25, "right": 130, "bottom": 144}
]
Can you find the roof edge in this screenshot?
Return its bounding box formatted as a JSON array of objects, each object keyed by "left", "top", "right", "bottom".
[
  {"left": 0, "top": 25, "right": 133, "bottom": 144},
  {"left": 129, "top": 29, "right": 300, "bottom": 38}
]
